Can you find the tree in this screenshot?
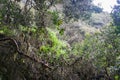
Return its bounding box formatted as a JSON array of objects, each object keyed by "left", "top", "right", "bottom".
[
  {"left": 111, "top": 0, "right": 120, "bottom": 33},
  {"left": 90, "top": 5, "right": 103, "bottom": 13},
  {"left": 63, "top": 0, "right": 93, "bottom": 20}
]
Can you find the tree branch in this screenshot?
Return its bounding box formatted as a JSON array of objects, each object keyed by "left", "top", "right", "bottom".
[{"left": 0, "top": 37, "right": 52, "bottom": 69}]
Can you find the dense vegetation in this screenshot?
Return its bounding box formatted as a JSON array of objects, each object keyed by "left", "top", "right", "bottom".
[{"left": 0, "top": 0, "right": 119, "bottom": 80}]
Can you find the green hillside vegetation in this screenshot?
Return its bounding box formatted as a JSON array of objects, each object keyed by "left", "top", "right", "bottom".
[
  {"left": 88, "top": 12, "right": 112, "bottom": 28},
  {"left": 0, "top": 0, "right": 120, "bottom": 80}
]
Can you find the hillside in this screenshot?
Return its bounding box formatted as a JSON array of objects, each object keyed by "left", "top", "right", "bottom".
[
  {"left": 51, "top": 4, "right": 112, "bottom": 45},
  {"left": 88, "top": 12, "right": 112, "bottom": 28},
  {"left": 60, "top": 13, "right": 112, "bottom": 45}
]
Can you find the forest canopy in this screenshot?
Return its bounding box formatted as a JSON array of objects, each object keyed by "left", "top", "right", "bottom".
[{"left": 0, "top": 0, "right": 120, "bottom": 80}]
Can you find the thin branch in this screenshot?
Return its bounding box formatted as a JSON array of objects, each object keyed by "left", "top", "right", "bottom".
[
  {"left": 69, "top": 56, "right": 83, "bottom": 66},
  {"left": 104, "top": 67, "right": 112, "bottom": 80}
]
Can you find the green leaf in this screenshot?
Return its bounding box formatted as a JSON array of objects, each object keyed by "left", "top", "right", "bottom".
[
  {"left": 59, "top": 28, "right": 64, "bottom": 35},
  {"left": 115, "top": 75, "right": 119, "bottom": 80}
]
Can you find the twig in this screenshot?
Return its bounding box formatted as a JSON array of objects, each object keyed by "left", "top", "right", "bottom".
[
  {"left": 104, "top": 67, "right": 112, "bottom": 80},
  {"left": 69, "top": 56, "right": 83, "bottom": 66}
]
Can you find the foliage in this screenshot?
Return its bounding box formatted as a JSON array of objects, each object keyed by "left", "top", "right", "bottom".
[
  {"left": 63, "top": 0, "right": 93, "bottom": 20},
  {"left": 88, "top": 12, "right": 112, "bottom": 28},
  {"left": 70, "top": 24, "right": 120, "bottom": 79},
  {"left": 0, "top": 26, "right": 14, "bottom": 35},
  {"left": 0, "top": 0, "right": 120, "bottom": 80},
  {"left": 84, "top": 26, "right": 120, "bottom": 78},
  {"left": 90, "top": 5, "right": 103, "bottom": 13},
  {"left": 111, "top": 0, "right": 120, "bottom": 33},
  {"left": 50, "top": 11, "right": 64, "bottom": 35},
  {"left": 0, "top": 0, "right": 32, "bottom": 27},
  {"left": 39, "top": 28, "right": 67, "bottom": 59}
]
